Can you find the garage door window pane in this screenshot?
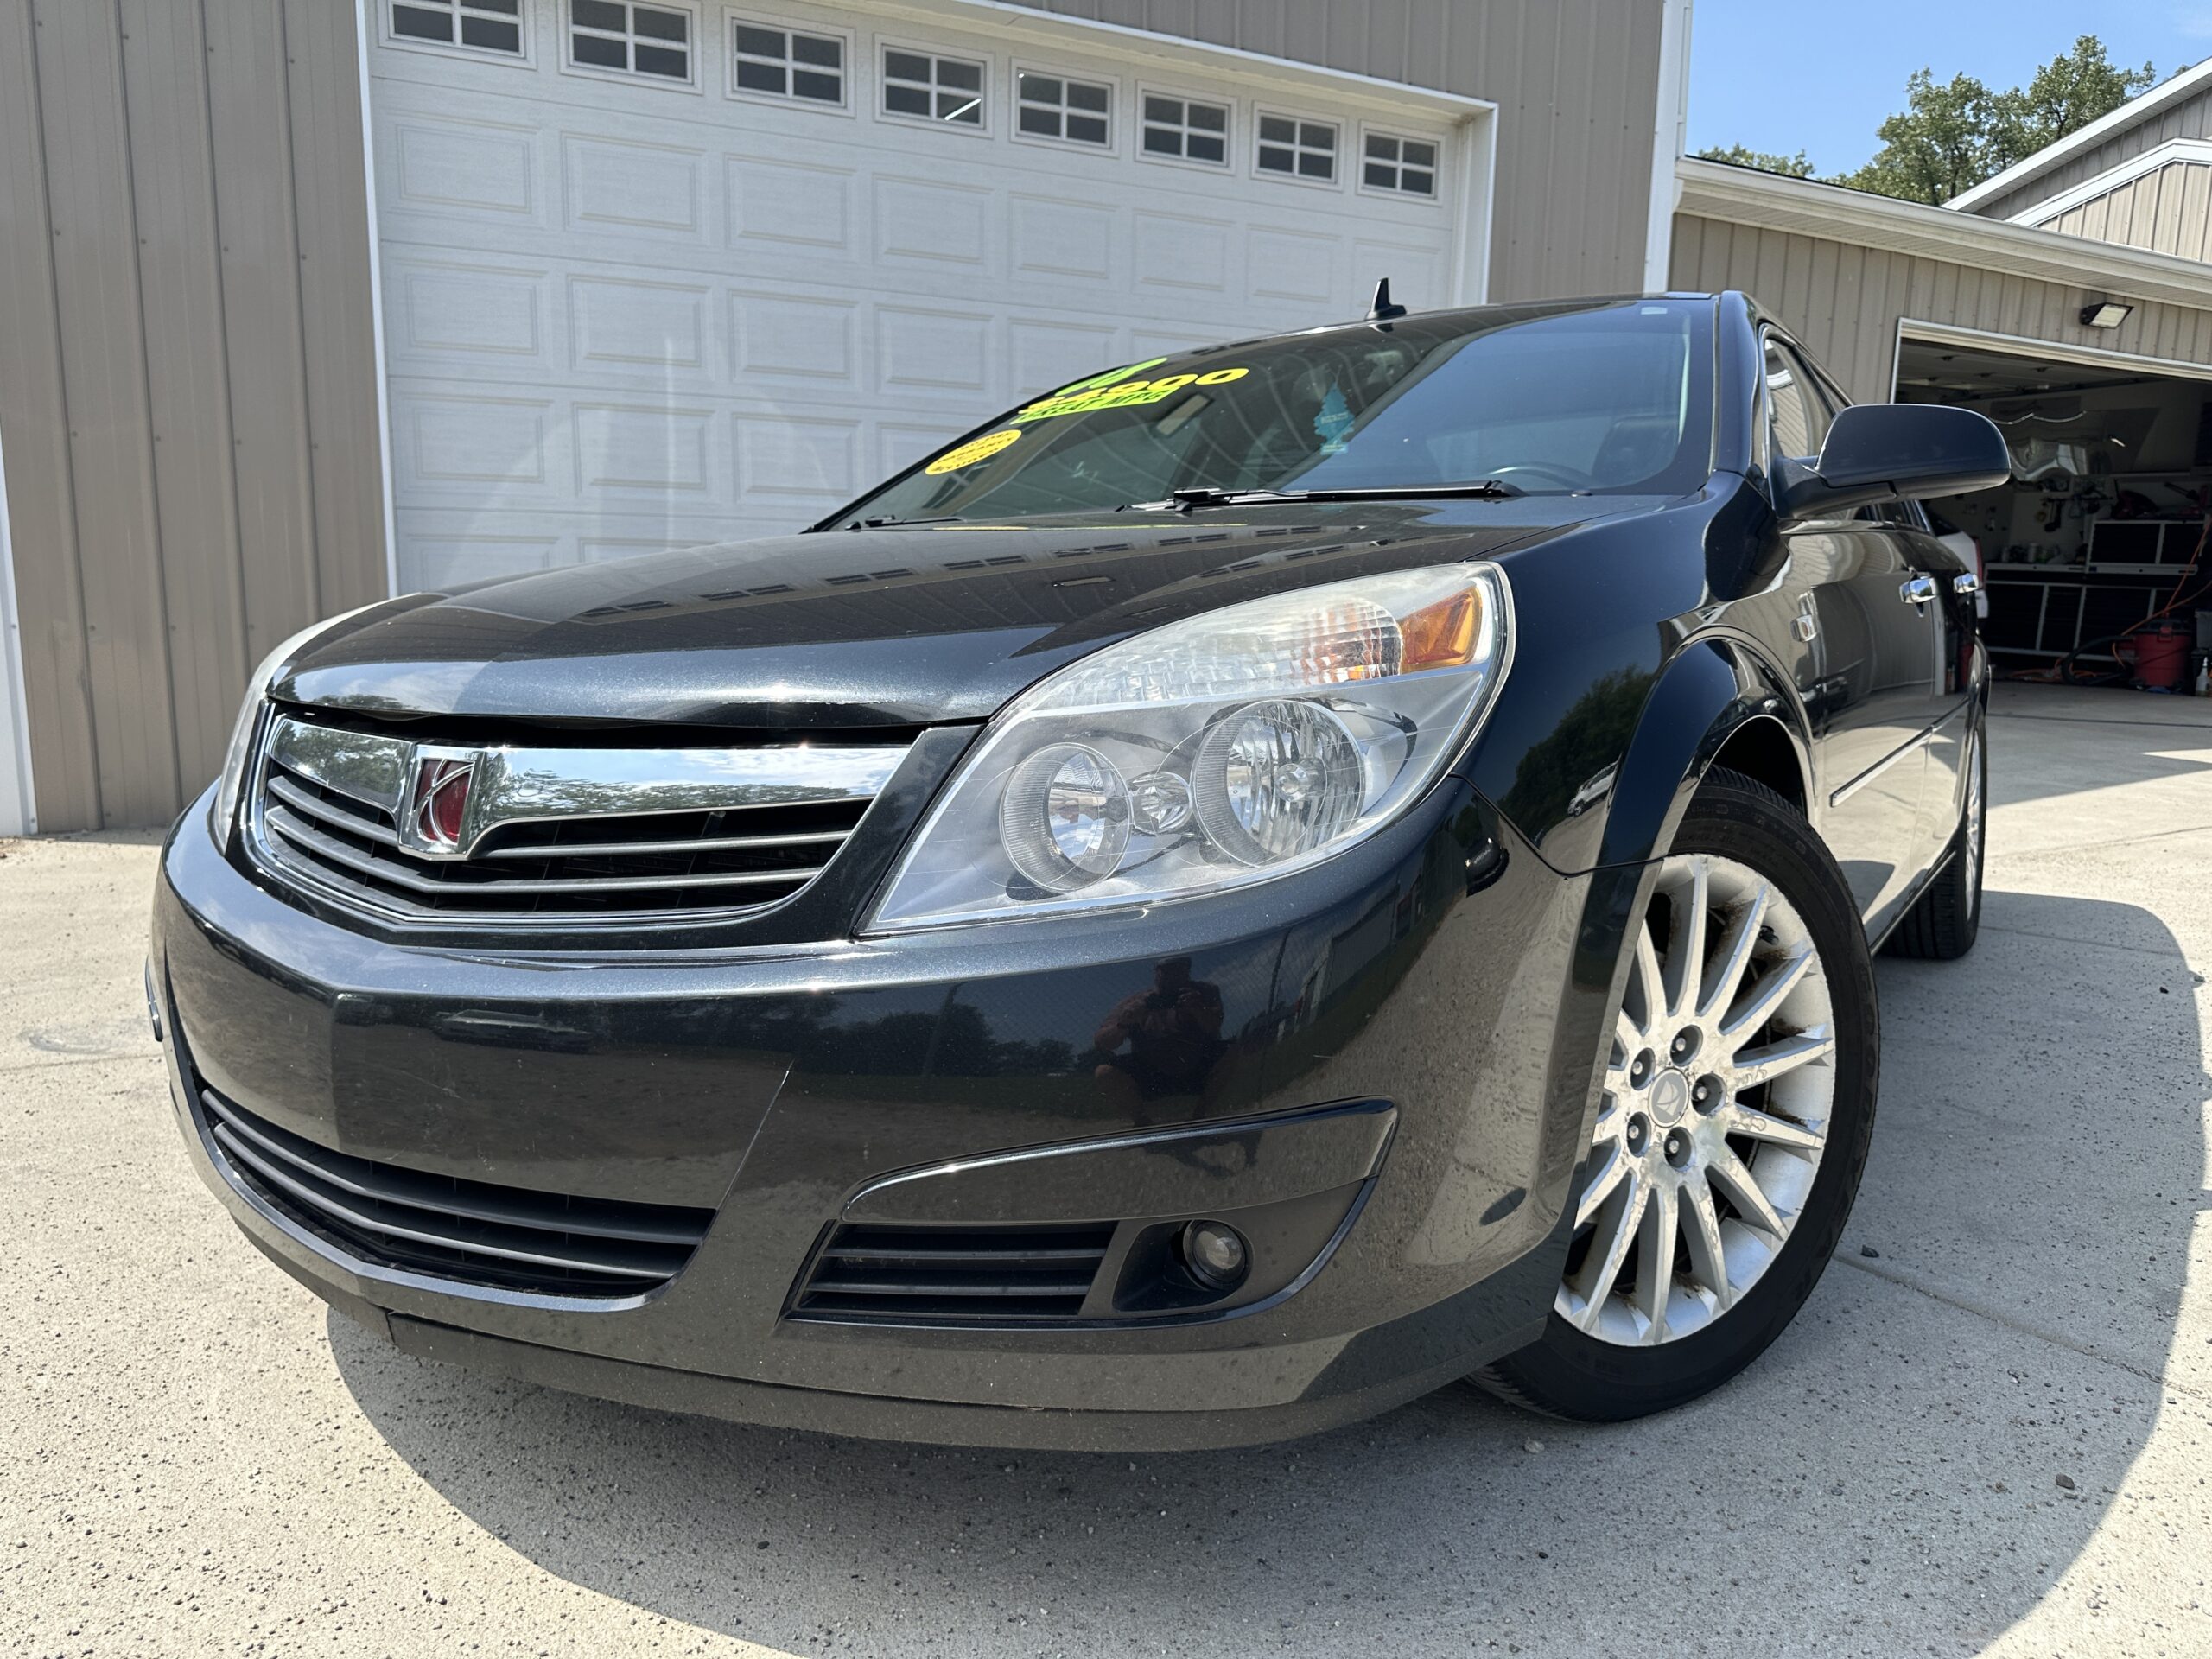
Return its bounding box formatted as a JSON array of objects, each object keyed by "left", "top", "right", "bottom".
[
  {"left": 459, "top": 14, "right": 521, "bottom": 51},
  {"left": 1258, "top": 112, "right": 1333, "bottom": 180},
  {"left": 733, "top": 17, "right": 841, "bottom": 102},
  {"left": 886, "top": 48, "right": 985, "bottom": 126},
  {"left": 395, "top": 0, "right": 524, "bottom": 54},
  {"left": 1017, "top": 70, "right": 1111, "bottom": 146},
  {"left": 392, "top": 3, "right": 452, "bottom": 42},
  {"left": 570, "top": 1, "right": 691, "bottom": 81},
  {"left": 572, "top": 29, "right": 626, "bottom": 66},
  {"left": 1142, "top": 93, "right": 1230, "bottom": 163},
  {"left": 1363, "top": 132, "right": 1439, "bottom": 196}
]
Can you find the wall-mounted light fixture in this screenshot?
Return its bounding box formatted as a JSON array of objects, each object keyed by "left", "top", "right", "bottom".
[{"left": 2080, "top": 299, "right": 2133, "bottom": 329}]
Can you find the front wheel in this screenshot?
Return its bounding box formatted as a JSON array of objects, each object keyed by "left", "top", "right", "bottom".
[{"left": 1475, "top": 769, "right": 1879, "bottom": 1421}]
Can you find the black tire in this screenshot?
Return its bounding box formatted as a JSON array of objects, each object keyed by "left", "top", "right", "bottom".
[
  {"left": 1473, "top": 767, "right": 1880, "bottom": 1421},
  {"left": 1889, "top": 712, "right": 1986, "bottom": 961}
]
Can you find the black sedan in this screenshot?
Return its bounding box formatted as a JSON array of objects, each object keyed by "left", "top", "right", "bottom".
[{"left": 150, "top": 291, "right": 2005, "bottom": 1446}]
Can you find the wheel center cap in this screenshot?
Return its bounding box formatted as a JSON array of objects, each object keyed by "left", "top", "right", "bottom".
[{"left": 1650, "top": 1068, "right": 1690, "bottom": 1128}]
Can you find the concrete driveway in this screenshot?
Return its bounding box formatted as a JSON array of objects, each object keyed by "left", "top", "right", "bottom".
[{"left": 3, "top": 683, "right": 2208, "bottom": 1658}]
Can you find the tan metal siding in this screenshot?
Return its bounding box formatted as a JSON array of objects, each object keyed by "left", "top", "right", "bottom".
[
  {"left": 2038, "top": 160, "right": 2212, "bottom": 263},
  {"left": 1972, "top": 83, "right": 2212, "bottom": 221},
  {"left": 0, "top": 0, "right": 100, "bottom": 830},
  {"left": 1672, "top": 211, "right": 2212, "bottom": 404},
  {"left": 29, "top": 1, "right": 181, "bottom": 827},
  {"left": 1006, "top": 0, "right": 1665, "bottom": 301},
  {"left": 0, "top": 0, "right": 385, "bottom": 831},
  {"left": 120, "top": 0, "right": 251, "bottom": 804}
]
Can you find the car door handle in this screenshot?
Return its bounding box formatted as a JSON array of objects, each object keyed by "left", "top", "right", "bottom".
[
  {"left": 1952, "top": 572, "right": 1981, "bottom": 596},
  {"left": 1899, "top": 575, "right": 1937, "bottom": 606}
]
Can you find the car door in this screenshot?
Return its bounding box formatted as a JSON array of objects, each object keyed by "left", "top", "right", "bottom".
[
  {"left": 1883, "top": 496, "right": 1978, "bottom": 869},
  {"left": 1762, "top": 333, "right": 1946, "bottom": 932}
]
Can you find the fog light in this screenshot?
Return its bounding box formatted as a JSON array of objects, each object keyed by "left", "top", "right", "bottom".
[{"left": 1180, "top": 1219, "right": 1249, "bottom": 1291}]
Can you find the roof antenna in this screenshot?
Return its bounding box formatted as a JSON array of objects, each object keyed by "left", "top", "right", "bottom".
[{"left": 1367, "top": 276, "right": 1408, "bottom": 322}]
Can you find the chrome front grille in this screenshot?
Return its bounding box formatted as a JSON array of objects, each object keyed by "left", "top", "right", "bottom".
[
  {"left": 198, "top": 1086, "right": 712, "bottom": 1297},
  {"left": 247, "top": 712, "right": 906, "bottom": 925}
]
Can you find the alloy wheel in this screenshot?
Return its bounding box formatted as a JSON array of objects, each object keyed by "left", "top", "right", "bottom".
[{"left": 1559, "top": 853, "right": 1837, "bottom": 1346}]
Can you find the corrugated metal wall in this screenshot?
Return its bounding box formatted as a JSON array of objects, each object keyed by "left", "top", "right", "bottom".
[
  {"left": 1671, "top": 210, "right": 2212, "bottom": 404},
  {"left": 1005, "top": 0, "right": 1666, "bottom": 302},
  {"left": 2037, "top": 161, "right": 2212, "bottom": 262},
  {"left": 0, "top": 0, "right": 385, "bottom": 833},
  {"left": 1972, "top": 83, "right": 2212, "bottom": 222}
]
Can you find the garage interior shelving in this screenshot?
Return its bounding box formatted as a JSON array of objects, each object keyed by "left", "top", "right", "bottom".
[{"left": 1896, "top": 337, "right": 2212, "bottom": 677}]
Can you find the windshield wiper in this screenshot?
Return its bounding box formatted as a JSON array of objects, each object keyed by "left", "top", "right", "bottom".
[{"left": 1156, "top": 481, "right": 1524, "bottom": 512}]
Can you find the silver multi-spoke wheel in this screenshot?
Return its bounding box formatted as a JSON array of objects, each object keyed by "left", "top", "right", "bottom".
[{"left": 1559, "top": 853, "right": 1837, "bottom": 1347}]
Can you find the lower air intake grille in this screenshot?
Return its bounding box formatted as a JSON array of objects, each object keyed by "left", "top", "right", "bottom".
[
  {"left": 198, "top": 1088, "right": 714, "bottom": 1298},
  {"left": 790, "top": 1222, "right": 1115, "bottom": 1324}
]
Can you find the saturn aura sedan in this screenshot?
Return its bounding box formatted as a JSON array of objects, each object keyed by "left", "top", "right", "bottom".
[{"left": 150, "top": 291, "right": 2005, "bottom": 1446}]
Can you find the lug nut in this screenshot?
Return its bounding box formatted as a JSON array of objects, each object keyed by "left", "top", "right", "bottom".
[
  {"left": 1625, "top": 1114, "right": 1649, "bottom": 1153},
  {"left": 1670, "top": 1029, "right": 1699, "bottom": 1061}
]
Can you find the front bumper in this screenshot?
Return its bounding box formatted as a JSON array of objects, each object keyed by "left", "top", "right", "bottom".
[{"left": 154, "top": 775, "right": 1628, "bottom": 1449}]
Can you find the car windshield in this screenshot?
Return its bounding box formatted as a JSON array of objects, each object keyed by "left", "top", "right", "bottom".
[{"left": 825, "top": 298, "right": 1713, "bottom": 527}]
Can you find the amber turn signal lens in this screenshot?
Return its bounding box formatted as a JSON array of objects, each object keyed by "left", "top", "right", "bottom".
[{"left": 1398, "top": 588, "right": 1483, "bottom": 671}]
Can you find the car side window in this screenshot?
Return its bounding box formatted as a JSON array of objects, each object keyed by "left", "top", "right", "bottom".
[{"left": 1762, "top": 334, "right": 1832, "bottom": 464}]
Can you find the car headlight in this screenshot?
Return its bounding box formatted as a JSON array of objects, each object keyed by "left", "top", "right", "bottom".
[
  {"left": 868, "top": 563, "right": 1512, "bottom": 931},
  {"left": 208, "top": 603, "right": 385, "bottom": 846}
]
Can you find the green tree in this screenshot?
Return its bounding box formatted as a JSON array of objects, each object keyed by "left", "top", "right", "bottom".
[
  {"left": 1835, "top": 35, "right": 2157, "bottom": 205},
  {"left": 1834, "top": 69, "right": 2000, "bottom": 205},
  {"left": 1991, "top": 35, "right": 2158, "bottom": 159},
  {"left": 1694, "top": 143, "right": 1814, "bottom": 178}
]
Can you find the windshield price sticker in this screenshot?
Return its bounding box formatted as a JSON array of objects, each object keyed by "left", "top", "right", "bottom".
[
  {"left": 1011, "top": 366, "right": 1250, "bottom": 425},
  {"left": 925, "top": 429, "right": 1024, "bottom": 475}
]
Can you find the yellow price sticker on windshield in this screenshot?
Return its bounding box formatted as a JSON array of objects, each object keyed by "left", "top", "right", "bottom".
[
  {"left": 1010, "top": 365, "right": 1249, "bottom": 425},
  {"left": 925, "top": 429, "right": 1023, "bottom": 474}
]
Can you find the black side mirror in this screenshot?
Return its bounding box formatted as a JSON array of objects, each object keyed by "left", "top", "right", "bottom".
[{"left": 1777, "top": 403, "right": 2011, "bottom": 522}]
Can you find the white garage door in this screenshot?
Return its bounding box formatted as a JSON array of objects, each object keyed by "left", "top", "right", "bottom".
[{"left": 366, "top": 0, "right": 1491, "bottom": 592}]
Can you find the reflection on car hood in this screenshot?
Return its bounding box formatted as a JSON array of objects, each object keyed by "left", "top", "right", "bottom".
[{"left": 277, "top": 500, "right": 1649, "bottom": 730}]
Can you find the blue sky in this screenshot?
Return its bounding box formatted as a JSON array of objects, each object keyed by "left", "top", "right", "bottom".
[{"left": 1687, "top": 3, "right": 2212, "bottom": 175}]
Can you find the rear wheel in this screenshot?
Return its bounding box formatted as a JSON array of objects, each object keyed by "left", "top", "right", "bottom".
[
  {"left": 1890, "top": 715, "right": 1986, "bottom": 960},
  {"left": 1475, "top": 768, "right": 1878, "bottom": 1421}
]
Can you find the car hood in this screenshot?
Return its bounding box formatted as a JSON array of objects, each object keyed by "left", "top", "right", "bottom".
[{"left": 277, "top": 499, "right": 1652, "bottom": 731}]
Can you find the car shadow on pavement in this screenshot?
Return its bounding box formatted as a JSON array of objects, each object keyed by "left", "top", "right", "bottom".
[{"left": 330, "top": 889, "right": 2204, "bottom": 1658}]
